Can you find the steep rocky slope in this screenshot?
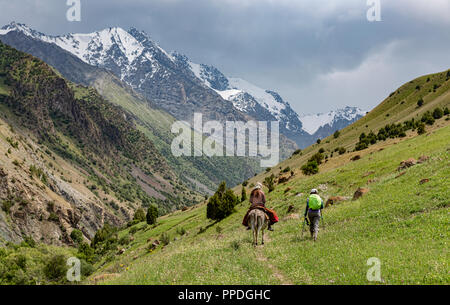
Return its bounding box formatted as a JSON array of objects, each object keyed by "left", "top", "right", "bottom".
[{"left": 0, "top": 41, "right": 200, "bottom": 245}]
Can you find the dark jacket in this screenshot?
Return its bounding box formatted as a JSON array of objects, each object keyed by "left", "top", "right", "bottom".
[{"left": 250, "top": 189, "right": 266, "bottom": 207}]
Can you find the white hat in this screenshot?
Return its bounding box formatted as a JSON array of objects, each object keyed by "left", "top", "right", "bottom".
[
  {"left": 254, "top": 182, "right": 263, "bottom": 190},
  {"left": 310, "top": 188, "right": 318, "bottom": 194}
]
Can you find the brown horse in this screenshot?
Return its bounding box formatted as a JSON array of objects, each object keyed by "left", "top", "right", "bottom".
[{"left": 248, "top": 208, "right": 269, "bottom": 246}]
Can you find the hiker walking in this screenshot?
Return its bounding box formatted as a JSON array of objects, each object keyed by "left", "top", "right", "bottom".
[
  {"left": 242, "top": 182, "right": 278, "bottom": 231},
  {"left": 304, "top": 189, "right": 324, "bottom": 241}
]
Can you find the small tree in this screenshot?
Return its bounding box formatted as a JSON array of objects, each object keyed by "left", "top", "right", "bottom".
[
  {"left": 432, "top": 108, "right": 443, "bottom": 119},
  {"left": 91, "top": 223, "right": 116, "bottom": 248},
  {"left": 146, "top": 205, "right": 158, "bottom": 225},
  {"left": 309, "top": 152, "right": 324, "bottom": 165},
  {"left": 241, "top": 186, "right": 247, "bottom": 202},
  {"left": 77, "top": 242, "right": 95, "bottom": 263},
  {"left": 133, "top": 208, "right": 146, "bottom": 223},
  {"left": 44, "top": 255, "right": 67, "bottom": 281},
  {"left": 206, "top": 182, "right": 238, "bottom": 221},
  {"left": 421, "top": 111, "right": 435, "bottom": 125},
  {"left": 292, "top": 149, "right": 302, "bottom": 156},
  {"left": 301, "top": 160, "right": 319, "bottom": 175},
  {"left": 264, "top": 174, "right": 275, "bottom": 192},
  {"left": 444, "top": 107, "right": 449, "bottom": 116},
  {"left": 417, "top": 122, "right": 426, "bottom": 135},
  {"left": 316, "top": 138, "right": 321, "bottom": 144},
  {"left": 333, "top": 130, "right": 340, "bottom": 138},
  {"left": 70, "top": 229, "right": 83, "bottom": 244},
  {"left": 417, "top": 98, "right": 424, "bottom": 107}
]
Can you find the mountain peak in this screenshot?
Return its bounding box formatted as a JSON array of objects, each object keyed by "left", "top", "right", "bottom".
[
  {"left": 127, "top": 27, "right": 152, "bottom": 44},
  {"left": 0, "top": 21, "right": 37, "bottom": 36}
]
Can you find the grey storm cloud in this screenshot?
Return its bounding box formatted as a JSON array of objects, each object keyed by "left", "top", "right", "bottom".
[{"left": 0, "top": 0, "right": 449, "bottom": 113}]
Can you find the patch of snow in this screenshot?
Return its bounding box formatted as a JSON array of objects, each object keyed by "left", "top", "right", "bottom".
[
  {"left": 215, "top": 89, "right": 242, "bottom": 100},
  {"left": 189, "top": 61, "right": 202, "bottom": 80},
  {"left": 299, "top": 112, "right": 336, "bottom": 135},
  {"left": 227, "top": 78, "right": 286, "bottom": 118}
]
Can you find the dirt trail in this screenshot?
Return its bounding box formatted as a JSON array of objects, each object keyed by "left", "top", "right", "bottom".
[{"left": 255, "top": 235, "right": 293, "bottom": 285}]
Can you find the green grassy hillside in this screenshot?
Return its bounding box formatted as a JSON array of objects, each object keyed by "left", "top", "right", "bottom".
[
  {"left": 252, "top": 69, "right": 450, "bottom": 186},
  {"left": 87, "top": 115, "right": 449, "bottom": 285}
]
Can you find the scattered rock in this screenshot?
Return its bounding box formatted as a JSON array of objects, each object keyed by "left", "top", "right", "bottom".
[
  {"left": 352, "top": 188, "right": 369, "bottom": 200},
  {"left": 118, "top": 248, "right": 126, "bottom": 255},
  {"left": 367, "top": 179, "right": 377, "bottom": 184},
  {"left": 318, "top": 184, "right": 328, "bottom": 191},
  {"left": 148, "top": 240, "right": 160, "bottom": 251},
  {"left": 278, "top": 176, "right": 290, "bottom": 184},
  {"left": 287, "top": 205, "right": 295, "bottom": 213},
  {"left": 91, "top": 273, "right": 120, "bottom": 284},
  {"left": 282, "top": 213, "right": 299, "bottom": 221},
  {"left": 351, "top": 155, "right": 361, "bottom": 161},
  {"left": 417, "top": 155, "right": 429, "bottom": 164},
  {"left": 325, "top": 196, "right": 346, "bottom": 207},
  {"left": 362, "top": 171, "right": 375, "bottom": 177},
  {"left": 284, "top": 187, "right": 292, "bottom": 194},
  {"left": 398, "top": 158, "right": 416, "bottom": 171},
  {"left": 181, "top": 206, "right": 188, "bottom": 211},
  {"left": 419, "top": 178, "right": 430, "bottom": 185},
  {"left": 130, "top": 236, "right": 135, "bottom": 241},
  {"left": 133, "top": 255, "right": 138, "bottom": 260},
  {"left": 395, "top": 171, "right": 406, "bottom": 178},
  {"left": 295, "top": 192, "right": 303, "bottom": 197},
  {"left": 0, "top": 167, "right": 7, "bottom": 177}
]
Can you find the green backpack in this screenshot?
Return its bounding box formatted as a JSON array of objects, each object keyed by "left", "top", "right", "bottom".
[{"left": 308, "top": 194, "right": 322, "bottom": 210}]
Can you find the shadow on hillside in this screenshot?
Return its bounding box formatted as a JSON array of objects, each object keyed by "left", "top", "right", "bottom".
[{"left": 196, "top": 220, "right": 219, "bottom": 235}]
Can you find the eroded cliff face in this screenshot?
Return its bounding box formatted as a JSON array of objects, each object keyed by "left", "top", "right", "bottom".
[
  {"left": 0, "top": 41, "right": 198, "bottom": 246},
  {"left": 0, "top": 119, "right": 129, "bottom": 245}
]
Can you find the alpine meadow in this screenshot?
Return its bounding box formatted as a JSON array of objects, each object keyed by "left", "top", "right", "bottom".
[{"left": 0, "top": 0, "right": 448, "bottom": 292}]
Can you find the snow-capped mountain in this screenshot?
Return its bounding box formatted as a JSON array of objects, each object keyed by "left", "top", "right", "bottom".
[
  {"left": 0, "top": 22, "right": 365, "bottom": 148},
  {"left": 300, "top": 106, "right": 365, "bottom": 135},
  {"left": 172, "top": 53, "right": 365, "bottom": 145},
  {"left": 0, "top": 23, "right": 176, "bottom": 90},
  {"left": 0, "top": 22, "right": 250, "bottom": 127},
  {"left": 171, "top": 52, "right": 309, "bottom": 145}
]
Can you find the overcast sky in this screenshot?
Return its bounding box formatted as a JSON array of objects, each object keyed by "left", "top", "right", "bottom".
[{"left": 0, "top": 0, "right": 449, "bottom": 114}]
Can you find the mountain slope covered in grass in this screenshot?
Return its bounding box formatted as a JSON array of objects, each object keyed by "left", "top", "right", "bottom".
[
  {"left": 82, "top": 70, "right": 449, "bottom": 285},
  {"left": 89, "top": 118, "right": 449, "bottom": 285}
]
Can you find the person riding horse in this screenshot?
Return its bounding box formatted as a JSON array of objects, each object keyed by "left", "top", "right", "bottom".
[{"left": 242, "top": 182, "right": 278, "bottom": 231}]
